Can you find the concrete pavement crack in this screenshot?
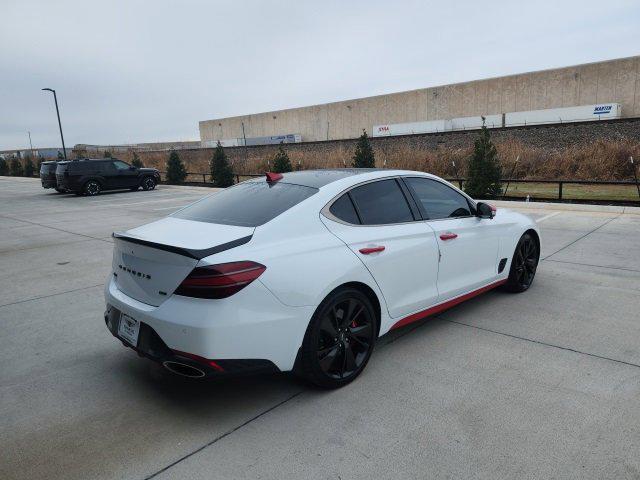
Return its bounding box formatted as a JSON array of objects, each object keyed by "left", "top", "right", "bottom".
[
  {"left": 443, "top": 318, "right": 640, "bottom": 369},
  {"left": 143, "top": 390, "right": 304, "bottom": 480},
  {"left": 0, "top": 283, "right": 104, "bottom": 309},
  {"left": 0, "top": 213, "right": 114, "bottom": 244},
  {"left": 541, "top": 215, "right": 621, "bottom": 261},
  {"left": 544, "top": 258, "right": 640, "bottom": 273}
]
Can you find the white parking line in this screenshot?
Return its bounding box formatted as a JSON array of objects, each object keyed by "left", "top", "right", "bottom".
[
  {"left": 107, "top": 196, "right": 203, "bottom": 208},
  {"left": 152, "top": 205, "right": 189, "bottom": 211},
  {"left": 84, "top": 192, "right": 191, "bottom": 203},
  {"left": 536, "top": 211, "right": 561, "bottom": 223}
]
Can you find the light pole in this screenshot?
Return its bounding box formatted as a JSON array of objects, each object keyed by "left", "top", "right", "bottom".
[
  {"left": 42, "top": 88, "right": 67, "bottom": 159},
  {"left": 27, "top": 131, "right": 34, "bottom": 157}
]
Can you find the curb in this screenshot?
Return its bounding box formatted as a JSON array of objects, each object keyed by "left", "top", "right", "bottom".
[{"left": 493, "top": 199, "right": 640, "bottom": 215}]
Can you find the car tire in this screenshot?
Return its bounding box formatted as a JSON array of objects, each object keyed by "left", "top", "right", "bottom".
[
  {"left": 141, "top": 177, "right": 156, "bottom": 191},
  {"left": 83, "top": 180, "right": 101, "bottom": 196},
  {"left": 503, "top": 232, "right": 539, "bottom": 293},
  {"left": 54, "top": 187, "right": 65, "bottom": 193},
  {"left": 299, "top": 287, "right": 377, "bottom": 389}
]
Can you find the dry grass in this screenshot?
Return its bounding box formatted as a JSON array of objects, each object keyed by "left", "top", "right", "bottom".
[
  {"left": 378, "top": 138, "right": 640, "bottom": 181},
  {"left": 493, "top": 138, "right": 640, "bottom": 181},
  {"left": 503, "top": 182, "right": 640, "bottom": 201},
  {"left": 229, "top": 138, "right": 640, "bottom": 181},
  {"left": 121, "top": 136, "right": 640, "bottom": 183}
]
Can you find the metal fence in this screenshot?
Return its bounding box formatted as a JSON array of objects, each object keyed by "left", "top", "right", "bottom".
[
  {"left": 445, "top": 178, "right": 640, "bottom": 203},
  {"left": 157, "top": 172, "right": 640, "bottom": 205}
]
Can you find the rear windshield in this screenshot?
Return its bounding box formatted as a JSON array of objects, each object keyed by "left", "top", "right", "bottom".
[
  {"left": 173, "top": 181, "right": 317, "bottom": 227},
  {"left": 55, "top": 163, "right": 68, "bottom": 174},
  {"left": 40, "top": 163, "right": 56, "bottom": 173}
]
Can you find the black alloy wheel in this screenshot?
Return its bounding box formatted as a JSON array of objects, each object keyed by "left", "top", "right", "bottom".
[
  {"left": 142, "top": 177, "right": 156, "bottom": 191},
  {"left": 300, "top": 288, "right": 377, "bottom": 388},
  {"left": 84, "top": 180, "right": 101, "bottom": 196},
  {"left": 504, "top": 232, "right": 539, "bottom": 292}
]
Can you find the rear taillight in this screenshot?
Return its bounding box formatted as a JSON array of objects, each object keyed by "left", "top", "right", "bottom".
[{"left": 174, "top": 261, "right": 266, "bottom": 299}]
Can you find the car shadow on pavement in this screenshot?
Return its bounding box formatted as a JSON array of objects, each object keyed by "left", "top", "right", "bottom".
[{"left": 51, "top": 189, "right": 143, "bottom": 198}]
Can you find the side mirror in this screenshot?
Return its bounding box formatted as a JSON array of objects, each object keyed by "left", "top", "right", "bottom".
[
  {"left": 129, "top": 166, "right": 136, "bottom": 170},
  {"left": 476, "top": 202, "right": 495, "bottom": 219}
]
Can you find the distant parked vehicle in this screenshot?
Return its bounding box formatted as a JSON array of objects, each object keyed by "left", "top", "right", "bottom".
[
  {"left": 40, "top": 161, "right": 65, "bottom": 193},
  {"left": 55, "top": 158, "right": 161, "bottom": 196}
]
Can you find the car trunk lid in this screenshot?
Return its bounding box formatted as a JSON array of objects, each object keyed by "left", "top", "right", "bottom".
[{"left": 112, "top": 217, "right": 254, "bottom": 306}]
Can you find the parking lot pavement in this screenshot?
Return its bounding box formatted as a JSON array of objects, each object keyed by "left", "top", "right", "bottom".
[{"left": 1, "top": 177, "right": 639, "bottom": 480}]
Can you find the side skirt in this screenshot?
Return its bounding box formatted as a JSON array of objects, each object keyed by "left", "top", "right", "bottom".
[{"left": 390, "top": 279, "right": 507, "bottom": 330}]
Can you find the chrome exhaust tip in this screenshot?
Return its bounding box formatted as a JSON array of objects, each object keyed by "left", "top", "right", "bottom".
[{"left": 162, "top": 361, "right": 206, "bottom": 378}]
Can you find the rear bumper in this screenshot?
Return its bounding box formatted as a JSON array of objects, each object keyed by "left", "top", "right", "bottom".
[
  {"left": 104, "top": 305, "right": 279, "bottom": 378},
  {"left": 104, "top": 275, "right": 315, "bottom": 372},
  {"left": 40, "top": 177, "right": 57, "bottom": 188}
]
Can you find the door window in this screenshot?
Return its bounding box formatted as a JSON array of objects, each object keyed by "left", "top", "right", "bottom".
[
  {"left": 348, "top": 179, "right": 414, "bottom": 225},
  {"left": 112, "top": 160, "right": 130, "bottom": 170},
  {"left": 404, "top": 177, "right": 473, "bottom": 219}
]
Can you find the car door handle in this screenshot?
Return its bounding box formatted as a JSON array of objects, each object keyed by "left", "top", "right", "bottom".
[
  {"left": 359, "top": 246, "right": 385, "bottom": 254},
  {"left": 439, "top": 233, "right": 458, "bottom": 241}
]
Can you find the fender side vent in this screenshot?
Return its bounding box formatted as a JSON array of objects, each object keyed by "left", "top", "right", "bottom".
[{"left": 498, "top": 258, "right": 508, "bottom": 273}]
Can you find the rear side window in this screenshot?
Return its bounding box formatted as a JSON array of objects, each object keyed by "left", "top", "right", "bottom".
[
  {"left": 66, "top": 162, "right": 85, "bottom": 172},
  {"left": 404, "top": 177, "right": 472, "bottom": 219},
  {"left": 79, "top": 162, "right": 95, "bottom": 171},
  {"left": 98, "top": 161, "right": 113, "bottom": 172},
  {"left": 173, "top": 181, "right": 317, "bottom": 227},
  {"left": 329, "top": 194, "right": 360, "bottom": 224},
  {"left": 40, "top": 163, "right": 56, "bottom": 173},
  {"left": 348, "top": 179, "right": 414, "bottom": 225}
]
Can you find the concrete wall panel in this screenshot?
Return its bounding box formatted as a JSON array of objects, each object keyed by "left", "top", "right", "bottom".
[
  {"left": 547, "top": 70, "right": 564, "bottom": 110},
  {"left": 515, "top": 75, "right": 531, "bottom": 112},
  {"left": 597, "top": 62, "right": 617, "bottom": 104},
  {"left": 561, "top": 68, "right": 580, "bottom": 107},
  {"left": 486, "top": 80, "right": 502, "bottom": 115},
  {"left": 501, "top": 76, "right": 517, "bottom": 113},
  {"left": 615, "top": 57, "right": 637, "bottom": 116},
  {"left": 578, "top": 63, "right": 599, "bottom": 106},
  {"left": 474, "top": 81, "right": 489, "bottom": 117}
]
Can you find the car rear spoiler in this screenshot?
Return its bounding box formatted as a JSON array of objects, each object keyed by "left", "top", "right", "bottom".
[{"left": 112, "top": 232, "right": 252, "bottom": 260}]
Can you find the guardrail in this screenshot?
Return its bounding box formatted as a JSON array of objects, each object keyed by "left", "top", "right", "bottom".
[{"left": 157, "top": 171, "right": 640, "bottom": 204}]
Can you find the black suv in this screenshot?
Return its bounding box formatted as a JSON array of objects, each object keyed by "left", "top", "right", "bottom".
[
  {"left": 55, "top": 158, "right": 161, "bottom": 196},
  {"left": 40, "top": 161, "right": 65, "bottom": 193}
]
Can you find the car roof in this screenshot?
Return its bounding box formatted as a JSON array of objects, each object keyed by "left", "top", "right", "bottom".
[
  {"left": 75, "top": 158, "right": 112, "bottom": 161},
  {"left": 57, "top": 158, "right": 119, "bottom": 165},
  {"left": 250, "top": 169, "right": 382, "bottom": 188},
  {"left": 247, "top": 169, "right": 443, "bottom": 190}
]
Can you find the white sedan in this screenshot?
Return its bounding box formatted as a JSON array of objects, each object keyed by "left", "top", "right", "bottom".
[{"left": 104, "top": 169, "right": 540, "bottom": 388}]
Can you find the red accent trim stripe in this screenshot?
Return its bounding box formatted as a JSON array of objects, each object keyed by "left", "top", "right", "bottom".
[
  {"left": 390, "top": 279, "right": 507, "bottom": 330},
  {"left": 172, "top": 350, "right": 225, "bottom": 372}
]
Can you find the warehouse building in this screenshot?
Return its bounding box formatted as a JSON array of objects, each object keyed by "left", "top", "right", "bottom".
[{"left": 199, "top": 56, "right": 640, "bottom": 146}]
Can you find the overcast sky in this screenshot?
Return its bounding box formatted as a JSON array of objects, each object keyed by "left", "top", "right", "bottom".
[{"left": 1, "top": 0, "right": 639, "bottom": 150}]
